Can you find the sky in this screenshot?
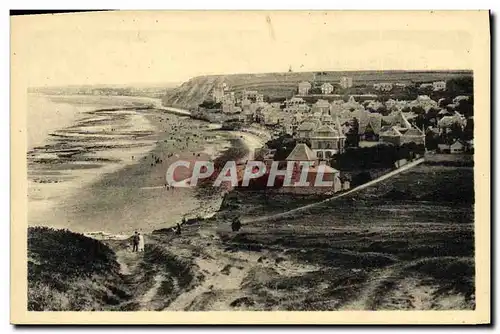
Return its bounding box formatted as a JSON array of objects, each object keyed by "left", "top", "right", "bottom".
[{"left": 12, "top": 11, "right": 476, "bottom": 87}]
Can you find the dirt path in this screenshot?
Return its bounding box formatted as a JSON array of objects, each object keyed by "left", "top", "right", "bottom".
[
  {"left": 341, "top": 266, "right": 397, "bottom": 310},
  {"left": 139, "top": 273, "right": 166, "bottom": 310}
]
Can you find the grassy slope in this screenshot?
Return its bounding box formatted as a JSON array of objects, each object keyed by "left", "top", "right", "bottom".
[
  {"left": 27, "top": 227, "right": 128, "bottom": 311},
  {"left": 211, "top": 154, "right": 475, "bottom": 310},
  {"left": 27, "top": 227, "right": 203, "bottom": 311},
  {"left": 27, "top": 155, "right": 475, "bottom": 311},
  {"left": 161, "top": 70, "right": 473, "bottom": 109}
]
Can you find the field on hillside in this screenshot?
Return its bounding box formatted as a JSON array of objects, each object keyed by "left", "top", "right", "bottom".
[{"left": 208, "top": 158, "right": 475, "bottom": 310}]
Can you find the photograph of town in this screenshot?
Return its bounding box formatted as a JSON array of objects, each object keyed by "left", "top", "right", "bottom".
[{"left": 11, "top": 11, "right": 488, "bottom": 323}]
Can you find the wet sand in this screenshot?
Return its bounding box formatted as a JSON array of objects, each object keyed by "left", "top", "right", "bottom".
[{"left": 27, "top": 95, "right": 246, "bottom": 234}]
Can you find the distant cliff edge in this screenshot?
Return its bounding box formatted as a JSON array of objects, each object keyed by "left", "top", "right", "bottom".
[{"left": 160, "top": 70, "right": 473, "bottom": 110}]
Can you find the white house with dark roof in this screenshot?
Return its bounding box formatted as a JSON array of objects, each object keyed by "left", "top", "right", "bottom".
[
  {"left": 433, "top": 81, "right": 447, "bottom": 91},
  {"left": 321, "top": 83, "right": 334, "bottom": 95}
]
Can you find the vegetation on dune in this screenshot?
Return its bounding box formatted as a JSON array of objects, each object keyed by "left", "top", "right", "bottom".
[
  {"left": 27, "top": 227, "right": 203, "bottom": 311},
  {"left": 214, "top": 161, "right": 475, "bottom": 310},
  {"left": 27, "top": 227, "right": 128, "bottom": 311}
]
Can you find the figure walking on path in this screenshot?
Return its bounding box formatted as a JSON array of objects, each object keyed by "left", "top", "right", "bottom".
[
  {"left": 132, "top": 231, "right": 140, "bottom": 252},
  {"left": 231, "top": 217, "right": 241, "bottom": 232},
  {"left": 138, "top": 233, "right": 145, "bottom": 252}
]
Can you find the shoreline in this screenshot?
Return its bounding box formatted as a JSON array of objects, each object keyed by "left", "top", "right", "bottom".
[{"left": 28, "top": 97, "right": 269, "bottom": 236}]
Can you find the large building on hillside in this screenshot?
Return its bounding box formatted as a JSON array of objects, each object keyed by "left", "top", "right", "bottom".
[
  {"left": 339, "top": 76, "right": 353, "bottom": 89},
  {"left": 298, "top": 81, "right": 312, "bottom": 95},
  {"left": 433, "top": 81, "right": 447, "bottom": 91}
]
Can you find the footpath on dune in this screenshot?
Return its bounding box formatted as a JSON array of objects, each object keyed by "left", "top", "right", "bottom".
[{"left": 103, "top": 157, "right": 429, "bottom": 311}]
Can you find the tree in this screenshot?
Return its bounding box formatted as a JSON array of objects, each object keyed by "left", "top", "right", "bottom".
[
  {"left": 411, "top": 106, "right": 426, "bottom": 115},
  {"left": 463, "top": 118, "right": 474, "bottom": 141},
  {"left": 447, "top": 77, "right": 473, "bottom": 95},
  {"left": 456, "top": 96, "right": 474, "bottom": 118},
  {"left": 345, "top": 117, "right": 360, "bottom": 148},
  {"left": 425, "top": 131, "right": 440, "bottom": 151}
]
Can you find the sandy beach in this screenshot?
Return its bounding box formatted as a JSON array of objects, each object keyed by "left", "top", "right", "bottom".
[{"left": 27, "top": 94, "right": 262, "bottom": 235}]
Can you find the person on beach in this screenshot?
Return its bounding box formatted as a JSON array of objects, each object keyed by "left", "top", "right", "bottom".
[
  {"left": 176, "top": 223, "right": 182, "bottom": 235},
  {"left": 231, "top": 217, "right": 242, "bottom": 232},
  {"left": 138, "top": 233, "right": 145, "bottom": 252},
  {"left": 132, "top": 231, "right": 140, "bottom": 252}
]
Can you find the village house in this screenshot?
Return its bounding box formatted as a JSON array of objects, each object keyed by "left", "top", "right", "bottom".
[
  {"left": 211, "top": 84, "right": 225, "bottom": 103},
  {"left": 343, "top": 95, "right": 364, "bottom": 112},
  {"left": 256, "top": 104, "right": 280, "bottom": 126},
  {"left": 433, "top": 81, "right": 447, "bottom": 91},
  {"left": 242, "top": 90, "right": 259, "bottom": 101},
  {"left": 298, "top": 81, "right": 312, "bottom": 95},
  {"left": 242, "top": 108, "right": 255, "bottom": 123},
  {"left": 437, "top": 111, "right": 467, "bottom": 134},
  {"left": 285, "top": 143, "right": 346, "bottom": 193},
  {"left": 241, "top": 98, "right": 252, "bottom": 111},
  {"left": 409, "top": 95, "right": 438, "bottom": 112},
  {"left": 373, "top": 83, "right": 393, "bottom": 92},
  {"left": 395, "top": 83, "right": 407, "bottom": 88},
  {"left": 379, "top": 111, "right": 425, "bottom": 146},
  {"left": 365, "top": 100, "right": 385, "bottom": 111},
  {"left": 419, "top": 83, "right": 434, "bottom": 90},
  {"left": 222, "top": 102, "right": 238, "bottom": 114},
  {"left": 450, "top": 140, "right": 465, "bottom": 154},
  {"left": 329, "top": 100, "right": 344, "bottom": 115},
  {"left": 296, "top": 119, "right": 322, "bottom": 139},
  {"left": 358, "top": 112, "right": 382, "bottom": 141},
  {"left": 222, "top": 92, "right": 236, "bottom": 104},
  {"left": 321, "top": 82, "right": 334, "bottom": 95},
  {"left": 311, "top": 99, "right": 331, "bottom": 115},
  {"left": 339, "top": 76, "right": 353, "bottom": 89},
  {"left": 309, "top": 118, "right": 346, "bottom": 160},
  {"left": 284, "top": 97, "right": 310, "bottom": 113}
]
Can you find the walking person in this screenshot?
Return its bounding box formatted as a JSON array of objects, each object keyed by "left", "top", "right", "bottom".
[
  {"left": 132, "top": 231, "right": 140, "bottom": 252},
  {"left": 138, "top": 233, "right": 145, "bottom": 252},
  {"left": 231, "top": 217, "right": 242, "bottom": 232}
]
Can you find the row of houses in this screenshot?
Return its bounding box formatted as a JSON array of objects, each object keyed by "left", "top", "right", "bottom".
[{"left": 297, "top": 76, "right": 353, "bottom": 95}]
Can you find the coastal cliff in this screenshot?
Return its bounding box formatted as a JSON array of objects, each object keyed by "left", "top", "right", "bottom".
[{"left": 161, "top": 70, "right": 473, "bottom": 109}]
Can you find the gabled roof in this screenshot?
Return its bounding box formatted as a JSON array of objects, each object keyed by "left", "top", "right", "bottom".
[
  {"left": 314, "top": 99, "right": 331, "bottom": 107},
  {"left": 380, "top": 126, "right": 403, "bottom": 137},
  {"left": 297, "top": 121, "right": 318, "bottom": 131},
  {"left": 286, "top": 143, "right": 316, "bottom": 161},
  {"left": 392, "top": 110, "right": 413, "bottom": 129},
  {"left": 312, "top": 125, "right": 340, "bottom": 138},
  {"left": 403, "top": 128, "right": 424, "bottom": 136},
  {"left": 359, "top": 113, "right": 382, "bottom": 135}
]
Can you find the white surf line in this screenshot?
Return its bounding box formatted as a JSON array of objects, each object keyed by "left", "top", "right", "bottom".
[
  {"left": 157, "top": 106, "right": 192, "bottom": 117},
  {"left": 242, "top": 157, "right": 426, "bottom": 224}
]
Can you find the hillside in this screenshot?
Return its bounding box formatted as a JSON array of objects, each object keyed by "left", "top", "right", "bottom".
[
  {"left": 27, "top": 227, "right": 203, "bottom": 311},
  {"left": 161, "top": 70, "right": 473, "bottom": 109}
]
